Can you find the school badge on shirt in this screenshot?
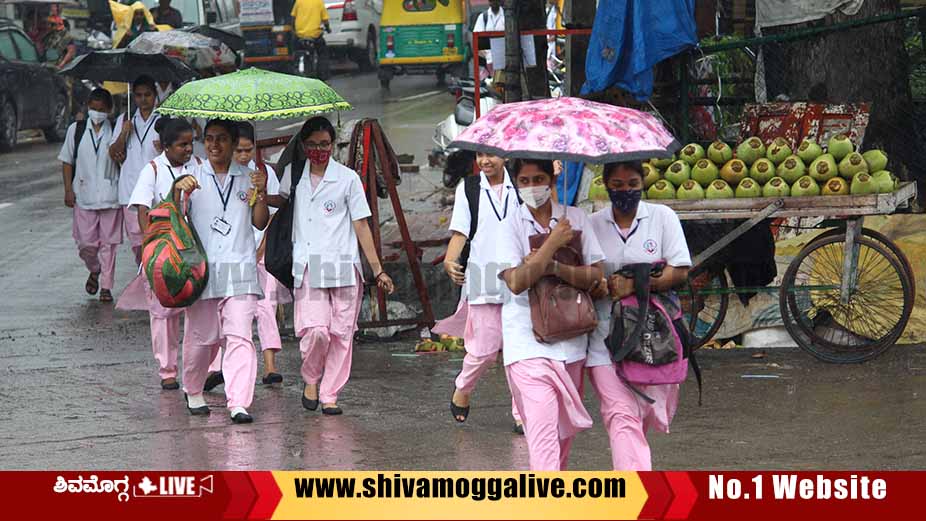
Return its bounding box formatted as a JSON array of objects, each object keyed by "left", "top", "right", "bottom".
[
  {"left": 237, "top": 190, "right": 248, "bottom": 202},
  {"left": 644, "top": 239, "right": 658, "bottom": 254},
  {"left": 323, "top": 200, "right": 337, "bottom": 215}
]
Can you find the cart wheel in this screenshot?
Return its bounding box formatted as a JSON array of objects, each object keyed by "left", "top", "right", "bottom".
[
  {"left": 681, "top": 269, "right": 729, "bottom": 350},
  {"left": 815, "top": 227, "right": 915, "bottom": 297},
  {"left": 779, "top": 235, "right": 913, "bottom": 363}
]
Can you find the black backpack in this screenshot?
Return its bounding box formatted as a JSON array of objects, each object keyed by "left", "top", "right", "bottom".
[
  {"left": 458, "top": 175, "right": 521, "bottom": 270},
  {"left": 264, "top": 156, "right": 306, "bottom": 290}
]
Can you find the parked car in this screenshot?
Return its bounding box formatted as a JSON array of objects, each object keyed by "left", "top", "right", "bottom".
[
  {"left": 325, "top": 0, "right": 381, "bottom": 71},
  {"left": 0, "top": 19, "right": 70, "bottom": 152}
]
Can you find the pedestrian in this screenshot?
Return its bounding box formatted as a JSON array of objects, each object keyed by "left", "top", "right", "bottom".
[
  {"left": 152, "top": 0, "right": 183, "bottom": 28},
  {"left": 58, "top": 88, "right": 122, "bottom": 303},
  {"left": 173, "top": 119, "right": 270, "bottom": 424},
  {"left": 586, "top": 161, "right": 691, "bottom": 470},
  {"left": 495, "top": 158, "right": 605, "bottom": 471},
  {"left": 275, "top": 116, "right": 394, "bottom": 416},
  {"left": 440, "top": 152, "right": 523, "bottom": 433},
  {"left": 203, "top": 122, "right": 289, "bottom": 389},
  {"left": 128, "top": 116, "right": 202, "bottom": 390},
  {"left": 109, "top": 74, "right": 160, "bottom": 266}
]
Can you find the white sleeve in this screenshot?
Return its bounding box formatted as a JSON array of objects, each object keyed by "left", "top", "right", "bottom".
[
  {"left": 265, "top": 164, "right": 280, "bottom": 196},
  {"left": 661, "top": 208, "right": 692, "bottom": 267},
  {"left": 473, "top": 12, "right": 486, "bottom": 33},
  {"left": 57, "top": 123, "right": 77, "bottom": 165},
  {"left": 279, "top": 164, "right": 292, "bottom": 198},
  {"left": 495, "top": 216, "right": 524, "bottom": 274},
  {"left": 448, "top": 180, "right": 470, "bottom": 236},
  {"left": 347, "top": 172, "right": 372, "bottom": 221},
  {"left": 574, "top": 209, "right": 606, "bottom": 266},
  {"left": 109, "top": 114, "right": 125, "bottom": 145},
  {"left": 128, "top": 163, "right": 157, "bottom": 208}
]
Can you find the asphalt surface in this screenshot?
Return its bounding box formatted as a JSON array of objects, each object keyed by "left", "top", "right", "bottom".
[{"left": 1, "top": 72, "right": 925, "bottom": 470}]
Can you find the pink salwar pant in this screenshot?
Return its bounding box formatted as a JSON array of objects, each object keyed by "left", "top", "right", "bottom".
[
  {"left": 145, "top": 280, "right": 183, "bottom": 380},
  {"left": 72, "top": 207, "right": 122, "bottom": 290},
  {"left": 122, "top": 206, "right": 143, "bottom": 265}
]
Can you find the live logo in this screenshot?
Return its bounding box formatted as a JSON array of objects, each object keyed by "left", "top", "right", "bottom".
[{"left": 160, "top": 476, "right": 197, "bottom": 496}]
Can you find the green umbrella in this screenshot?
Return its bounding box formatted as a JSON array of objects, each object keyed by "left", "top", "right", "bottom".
[{"left": 156, "top": 67, "right": 351, "bottom": 121}]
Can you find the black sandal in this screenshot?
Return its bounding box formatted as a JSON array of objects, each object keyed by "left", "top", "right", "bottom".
[
  {"left": 262, "top": 372, "right": 283, "bottom": 385},
  {"left": 301, "top": 383, "right": 319, "bottom": 411},
  {"left": 85, "top": 272, "right": 100, "bottom": 295},
  {"left": 450, "top": 391, "right": 469, "bottom": 423}
]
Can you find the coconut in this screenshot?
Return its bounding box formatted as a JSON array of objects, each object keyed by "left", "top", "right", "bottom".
[
  {"left": 664, "top": 160, "right": 691, "bottom": 187},
  {"left": 791, "top": 176, "right": 821, "bottom": 197},
  {"left": 735, "top": 178, "right": 761, "bottom": 198},
  {"left": 838, "top": 152, "right": 868, "bottom": 179},
  {"left": 642, "top": 163, "right": 661, "bottom": 189},
  {"left": 708, "top": 141, "right": 733, "bottom": 164},
  {"left": 706, "top": 179, "right": 734, "bottom": 199},
  {"left": 766, "top": 138, "right": 792, "bottom": 165},
  {"left": 809, "top": 153, "right": 838, "bottom": 182},
  {"left": 872, "top": 170, "right": 898, "bottom": 194},
  {"left": 677, "top": 180, "right": 705, "bottom": 200},
  {"left": 762, "top": 177, "right": 791, "bottom": 197},
  {"left": 736, "top": 137, "right": 766, "bottom": 166},
  {"left": 850, "top": 173, "right": 878, "bottom": 195},
  {"left": 777, "top": 155, "right": 806, "bottom": 184},
  {"left": 588, "top": 175, "right": 608, "bottom": 201},
  {"left": 691, "top": 159, "right": 720, "bottom": 188},
  {"left": 862, "top": 149, "right": 888, "bottom": 172},
  {"left": 749, "top": 158, "right": 776, "bottom": 185},
  {"left": 822, "top": 177, "right": 849, "bottom": 196},
  {"left": 679, "top": 143, "right": 705, "bottom": 166},
  {"left": 647, "top": 179, "right": 676, "bottom": 200},
  {"left": 720, "top": 159, "right": 748, "bottom": 186},
  {"left": 827, "top": 134, "right": 854, "bottom": 162},
  {"left": 797, "top": 140, "right": 824, "bottom": 163},
  {"left": 650, "top": 154, "right": 675, "bottom": 169}
]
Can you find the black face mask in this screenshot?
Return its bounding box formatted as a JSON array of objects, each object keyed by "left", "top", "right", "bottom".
[{"left": 607, "top": 188, "right": 642, "bottom": 214}]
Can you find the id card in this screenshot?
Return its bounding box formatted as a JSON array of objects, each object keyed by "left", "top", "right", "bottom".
[{"left": 211, "top": 217, "right": 231, "bottom": 236}]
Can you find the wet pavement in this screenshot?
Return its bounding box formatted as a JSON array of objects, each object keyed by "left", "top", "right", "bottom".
[{"left": 1, "top": 72, "right": 926, "bottom": 470}]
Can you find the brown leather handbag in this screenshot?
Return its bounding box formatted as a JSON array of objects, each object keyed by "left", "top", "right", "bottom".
[{"left": 527, "top": 231, "right": 599, "bottom": 343}]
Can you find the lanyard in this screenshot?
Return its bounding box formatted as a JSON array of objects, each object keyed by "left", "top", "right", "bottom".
[
  {"left": 614, "top": 219, "right": 641, "bottom": 243},
  {"left": 211, "top": 175, "right": 235, "bottom": 215},
  {"left": 133, "top": 114, "right": 156, "bottom": 149},
  {"left": 484, "top": 186, "right": 510, "bottom": 222},
  {"left": 88, "top": 126, "right": 103, "bottom": 156},
  {"left": 530, "top": 215, "right": 559, "bottom": 235},
  {"left": 165, "top": 165, "right": 177, "bottom": 180}
]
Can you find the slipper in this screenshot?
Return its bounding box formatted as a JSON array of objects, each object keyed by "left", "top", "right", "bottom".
[
  {"left": 99, "top": 289, "right": 113, "bottom": 303},
  {"left": 322, "top": 406, "right": 343, "bottom": 415},
  {"left": 85, "top": 272, "right": 100, "bottom": 295},
  {"left": 512, "top": 423, "right": 525, "bottom": 435},
  {"left": 450, "top": 390, "right": 469, "bottom": 423},
  {"left": 203, "top": 371, "right": 224, "bottom": 392},
  {"left": 301, "top": 383, "right": 319, "bottom": 411},
  {"left": 262, "top": 372, "right": 283, "bottom": 385}
]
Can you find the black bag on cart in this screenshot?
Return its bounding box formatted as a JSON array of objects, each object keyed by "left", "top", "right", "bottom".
[{"left": 265, "top": 156, "right": 306, "bottom": 290}]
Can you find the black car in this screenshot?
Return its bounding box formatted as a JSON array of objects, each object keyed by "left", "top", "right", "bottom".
[{"left": 0, "top": 19, "right": 70, "bottom": 152}]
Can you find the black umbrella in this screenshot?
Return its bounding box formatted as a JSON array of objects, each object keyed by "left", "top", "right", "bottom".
[
  {"left": 58, "top": 49, "right": 197, "bottom": 84},
  {"left": 181, "top": 25, "right": 245, "bottom": 53}
]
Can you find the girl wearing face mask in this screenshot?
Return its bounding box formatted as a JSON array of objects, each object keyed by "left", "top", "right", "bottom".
[
  {"left": 586, "top": 161, "right": 691, "bottom": 470},
  {"left": 439, "top": 152, "right": 523, "bottom": 433},
  {"left": 276, "top": 117, "right": 395, "bottom": 416},
  {"left": 127, "top": 116, "right": 202, "bottom": 391},
  {"left": 171, "top": 119, "right": 270, "bottom": 424},
  {"left": 496, "top": 158, "right": 605, "bottom": 470}
]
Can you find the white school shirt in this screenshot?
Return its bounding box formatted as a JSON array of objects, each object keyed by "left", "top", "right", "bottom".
[
  {"left": 187, "top": 160, "right": 262, "bottom": 300},
  {"left": 128, "top": 152, "right": 203, "bottom": 209},
  {"left": 111, "top": 111, "right": 161, "bottom": 205},
  {"left": 449, "top": 170, "right": 520, "bottom": 304},
  {"left": 248, "top": 159, "right": 280, "bottom": 246},
  {"left": 585, "top": 201, "right": 692, "bottom": 367},
  {"left": 474, "top": 8, "right": 505, "bottom": 32},
  {"left": 279, "top": 159, "right": 372, "bottom": 289},
  {"left": 57, "top": 121, "right": 119, "bottom": 210},
  {"left": 495, "top": 202, "right": 606, "bottom": 366}
]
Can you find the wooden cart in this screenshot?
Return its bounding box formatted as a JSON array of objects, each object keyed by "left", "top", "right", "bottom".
[{"left": 666, "top": 182, "right": 918, "bottom": 363}]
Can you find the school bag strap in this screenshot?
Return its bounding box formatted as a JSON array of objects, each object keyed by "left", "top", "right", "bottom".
[
  {"left": 72, "top": 120, "right": 87, "bottom": 165},
  {"left": 458, "top": 175, "right": 481, "bottom": 270}
]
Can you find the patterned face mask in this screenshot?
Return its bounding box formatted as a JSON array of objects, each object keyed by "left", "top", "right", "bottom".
[{"left": 305, "top": 147, "right": 331, "bottom": 165}]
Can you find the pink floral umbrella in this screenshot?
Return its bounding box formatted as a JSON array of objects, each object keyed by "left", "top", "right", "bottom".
[{"left": 449, "top": 97, "right": 679, "bottom": 162}]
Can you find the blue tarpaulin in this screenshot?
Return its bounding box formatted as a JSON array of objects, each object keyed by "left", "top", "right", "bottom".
[{"left": 580, "top": 0, "right": 697, "bottom": 101}]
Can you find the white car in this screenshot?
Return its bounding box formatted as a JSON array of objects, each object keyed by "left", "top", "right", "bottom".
[{"left": 325, "top": 0, "right": 381, "bottom": 71}]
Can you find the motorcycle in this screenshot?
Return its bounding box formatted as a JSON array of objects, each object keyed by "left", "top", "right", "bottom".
[
  {"left": 430, "top": 77, "right": 500, "bottom": 188},
  {"left": 293, "top": 36, "right": 330, "bottom": 80}
]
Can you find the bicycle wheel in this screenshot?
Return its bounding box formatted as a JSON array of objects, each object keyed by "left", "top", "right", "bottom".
[
  {"left": 816, "top": 227, "right": 915, "bottom": 297},
  {"left": 681, "top": 269, "right": 729, "bottom": 350},
  {"left": 779, "top": 235, "right": 914, "bottom": 363}
]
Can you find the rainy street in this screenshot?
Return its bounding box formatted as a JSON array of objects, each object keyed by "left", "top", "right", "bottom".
[{"left": 1, "top": 70, "right": 925, "bottom": 471}]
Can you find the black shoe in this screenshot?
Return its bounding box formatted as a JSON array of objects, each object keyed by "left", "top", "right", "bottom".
[
  {"left": 231, "top": 412, "right": 253, "bottom": 424},
  {"left": 450, "top": 391, "right": 469, "bottom": 423},
  {"left": 301, "top": 384, "right": 319, "bottom": 411},
  {"left": 513, "top": 423, "right": 525, "bottom": 435},
  {"left": 160, "top": 378, "right": 180, "bottom": 390},
  {"left": 322, "top": 406, "right": 343, "bottom": 415},
  {"left": 262, "top": 372, "right": 283, "bottom": 385},
  {"left": 184, "top": 393, "right": 210, "bottom": 416},
  {"left": 203, "top": 371, "right": 224, "bottom": 392}
]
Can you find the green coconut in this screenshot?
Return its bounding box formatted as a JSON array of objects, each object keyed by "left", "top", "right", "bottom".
[
  {"left": 766, "top": 138, "right": 792, "bottom": 165},
  {"left": 827, "top": 134, "right": 854, "bottom": 162},
  {"left": 650, "top": 154, "right": 675, "bottom": 169},
  {"left": 664, "top": 160, "right": 691, "bottom": 187},
  {"left": 822, "top": 177, "right": 849, "bottom": 196},
  {"left": 735, "top": 178, "right": 762, "bottom": 198},
  {"left": 872, "top": 170, "right": 898, "bottom": 194},
  {"left": 838, "top": 152, "right": 868, "bottom": 179},
  {"left": 796, "top": 140, "right": 824, "bottom": 164},
  {"left": 735, "top": 137, "right": 766, "bottom": 166},
  {"left": 706, "top": 179, "right": 734, "bottom": 199},
  {"left": 679, "top": 143, "right": 705, "bottom": 166},
  {"left": 642, "top": 163, "right": 661, "bottom": 189},
  {"left": 719, "top": 159, "right": 748, "bottom": 186},
  {"left": 862, "top": 149, "right": 888, "bottom": 173},
  {"left": 762, "top": 177, "right": 791, "bottom": 197},
  {"left": 809, "top": 153, "right": 838, "bottom": 183},
  {"left": 792, "top": 176, "right": 821, "bottom": 197},
  {"left": 749, "top": 158, "right": 777, "bottom": 185},
  {"left": 647, "top": 179, "right": 677, "bottom": 200},
  {"left": 691, "top": 159, "right": 720, "bottom": 188},
  {"left": 707, "top": 141, "right": 734, "bottom": 165},
  {"left": 677, "top": 179, "right": 705, "bottom": 200},
  {"left": 777, "top": 155, "right": 806, "bottom": 184},
  {"left": 588, "top": 175, "right": 608, "bottom": 201},
  {"left": 850, "top": 173, "right": 878, "bottom": 195}
]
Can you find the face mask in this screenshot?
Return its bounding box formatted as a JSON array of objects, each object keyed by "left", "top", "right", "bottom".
[
  {"left": 608, "top": 188, "right": 642, "bottom": 214},
  {"left": 87, "top": 110, "right": 108, "bottom": 124},
  {"left": 519, "top": 185, "right": 552, "bottom": 209},
  {"left": 305, "top": 147, "right": 331, "bottom": 166}
]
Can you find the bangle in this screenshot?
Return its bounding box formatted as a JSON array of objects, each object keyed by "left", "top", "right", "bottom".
[{"left": 375, "top": 271, "right": 388, "bottom": 281}]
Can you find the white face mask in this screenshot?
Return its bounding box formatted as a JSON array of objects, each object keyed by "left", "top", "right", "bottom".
[
  {"left": 519, "top": 185, "right": 552, "bottom": 209},
  {"left": 87, "top": 110, "right": 108, "bottom": 124}
]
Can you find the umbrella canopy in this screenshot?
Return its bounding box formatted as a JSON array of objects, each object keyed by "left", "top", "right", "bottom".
[
  {"left": 128, "top": 31, "right": 236, "bottom": 71},
  {"left": 156, "top": 67, "right": 352, "bottom": 121},
  {"left": 58, "top": 49, "right": 196, "bottom": 83},
  {"left": 182, "top": 25, "right": 245, "bottom": 53},
  {"left": 448, "top": 97, "right": 680, "bottom": 163}
]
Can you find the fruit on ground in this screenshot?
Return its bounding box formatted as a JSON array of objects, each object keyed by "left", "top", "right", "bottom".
[
  {"left": 749, "top": 158, "right": 776, "bottom": 185},
  {"left": 809, "top": 153, "right": 838, "bottom": 182},
  {"left": 792, "top": 176, "right": 821, "bottom": 197},
  {"left": 692, "top": 159, "right": 720, "bottom": 187},
  {"left": 762, "top": 177, "right": 791, "bottom": 197},
  {"left": 647, "top": 179, "right": 677, "bottom": 200}
]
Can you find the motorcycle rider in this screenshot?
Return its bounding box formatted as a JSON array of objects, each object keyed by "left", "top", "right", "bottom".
[{"left": 291, "top": 0, "right": 332, "bottom": 78}]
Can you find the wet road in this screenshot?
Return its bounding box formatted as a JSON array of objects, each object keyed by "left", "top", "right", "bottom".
[{"left": 1, "top": 73, "right": 926, "bottom": 470}]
